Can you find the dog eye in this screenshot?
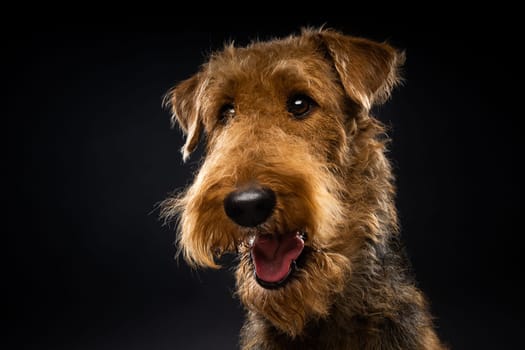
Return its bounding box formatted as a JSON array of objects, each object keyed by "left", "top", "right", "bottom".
[
  {"left": 287, "top": 94, "right": 315, "bottom": 119},
  {"left": 219, "top": 103, "right": 235, "bottom": 123}
]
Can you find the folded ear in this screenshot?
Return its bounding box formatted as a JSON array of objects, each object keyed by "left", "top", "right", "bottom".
[
  {"left": 164, "top": 73, "right": 205, "bottom": 162},
  {"left": 316, "top": 29, "right": 405, "bottom": 111}
]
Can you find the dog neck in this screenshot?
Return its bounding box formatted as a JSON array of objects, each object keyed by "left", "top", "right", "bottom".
[{"left": 240, "top": 234, "right": 434, "bottom": 350}]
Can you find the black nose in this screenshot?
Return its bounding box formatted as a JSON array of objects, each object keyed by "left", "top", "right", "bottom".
[{"left": 223, "top": 186, "right": 276, "bottom": 227}]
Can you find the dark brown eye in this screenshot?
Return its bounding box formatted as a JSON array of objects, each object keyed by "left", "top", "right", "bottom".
[
  {"left": 287, "top": 94, "right": 315, "bottom": 119},
  {"left": 219, "top": 103, "right": 235, "bottom": 123}
]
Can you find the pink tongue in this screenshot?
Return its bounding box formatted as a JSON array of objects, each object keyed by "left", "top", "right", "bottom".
[{"left": 251, "top": 232, "right": 304, "bottom": 283}]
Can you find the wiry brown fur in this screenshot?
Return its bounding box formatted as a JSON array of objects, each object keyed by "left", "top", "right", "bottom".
[{"left": 161, "top": 28, "right": 446, "bottom": 349}]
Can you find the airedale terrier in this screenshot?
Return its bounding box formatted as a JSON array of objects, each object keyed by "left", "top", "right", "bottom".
[{"left": 161, "top": 28, "right": 446, "bottom": 349}]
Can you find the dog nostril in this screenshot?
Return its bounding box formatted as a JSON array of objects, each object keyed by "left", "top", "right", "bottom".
[{"left": 224, "top": 186, "right": 276, "bottom": 227}]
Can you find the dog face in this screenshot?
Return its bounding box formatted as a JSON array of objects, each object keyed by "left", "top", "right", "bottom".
[{"left": 162, "top": 28, "right": 403, "bottom": 337}]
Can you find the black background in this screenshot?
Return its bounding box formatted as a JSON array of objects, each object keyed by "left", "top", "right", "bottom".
[{"left": 7, "top": 12, "right": 523, "bottom": 349}]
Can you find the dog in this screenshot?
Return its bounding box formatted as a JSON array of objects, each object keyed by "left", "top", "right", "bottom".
[{"left": 161, "top": 27, "right": 446, "bottom": 349}]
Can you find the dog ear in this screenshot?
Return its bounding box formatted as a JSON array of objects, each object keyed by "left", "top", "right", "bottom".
[
  {"left": 316, "top": 29, "right": 405, "bottom": 110},
  {"left": 165, "top": 73, "right": 205, "bottom": 162}
]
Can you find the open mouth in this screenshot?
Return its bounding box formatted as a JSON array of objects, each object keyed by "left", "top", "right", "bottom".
[{"left": 249, "top": 230, "right": 306, "bottom": 289}]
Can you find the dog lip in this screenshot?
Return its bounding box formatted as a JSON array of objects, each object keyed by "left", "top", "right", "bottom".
[
  {"left": 247, "top": 231, "right": 306, "bottom": 247},
  {"left": 250, "top": 230, "right": 306, "bottom": 289},
  {"left": 254, "top": 261, "right": 297, "bottom": 289}
]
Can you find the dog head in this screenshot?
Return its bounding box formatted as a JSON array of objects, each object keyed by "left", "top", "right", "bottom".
[{"left": 162, "top": 28, "right": 403, "bottom": 337}]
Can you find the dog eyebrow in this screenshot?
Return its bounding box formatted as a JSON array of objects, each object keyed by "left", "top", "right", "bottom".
[
  {"left": 267, "top": 59, "right": 328, "bottom": 97},
  {"left": 269, "top": 59, "right": 313, "bottom": 79}
]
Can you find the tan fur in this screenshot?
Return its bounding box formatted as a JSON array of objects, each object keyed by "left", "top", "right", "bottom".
[{"left": 161, "top": 28, "right": 447, "bottom": 349}]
